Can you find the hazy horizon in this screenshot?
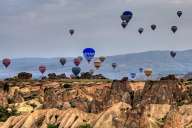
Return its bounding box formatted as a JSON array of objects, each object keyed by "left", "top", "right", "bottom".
[{"left": 1, "top": 49, "right": 192, "bottom": 59}]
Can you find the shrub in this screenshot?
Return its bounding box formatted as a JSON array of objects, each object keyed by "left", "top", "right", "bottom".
[
  {"left": 69, "top": 101, "right": 76, "bottom": 108},
  {"left": 79, "top": 124, "right": 93, "bottom": 128},
  {"left": 47, "top": 124, "right": 59, "bottom": 128},
  {"left": 0, "top": 106, "right": 18, "bottom": 122}
]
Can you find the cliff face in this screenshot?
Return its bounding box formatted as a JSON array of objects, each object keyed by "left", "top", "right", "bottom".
[
  {"left": 1, "top": 76, "right": 192, "bottom": 127},
  {"left": 2, "top": 103, "right": 192, "bottom": 128}
]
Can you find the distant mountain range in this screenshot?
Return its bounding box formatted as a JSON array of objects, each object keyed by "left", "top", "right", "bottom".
[{"left": 1, "top": 49, "right": 192, "bottom": 79}]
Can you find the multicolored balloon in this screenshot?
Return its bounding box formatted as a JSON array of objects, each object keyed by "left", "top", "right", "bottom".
[
  {"left": 83, "top": 48, "right": 95, "bottom": 63},
  {"left": 144, "top": 68, "right": 152, "bottom": 77},
  {"left": 74, "top": 58, "right": 81, "bottom": 66},
  {"left": 39, "top": 65, "right": 46, "bottom": 74},
  {"left": 94, "top": 58, "right": 102, "bottom": 70},
  {"left": 2, "top": 58, "right": 11, "bottom": 68}
]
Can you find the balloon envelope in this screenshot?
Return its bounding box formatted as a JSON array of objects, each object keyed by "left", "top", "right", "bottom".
[
  {"left": 177, "top": 11, "right": 182, "bottom": 18},
  {"left": 89, "top": 69, "right": 94, "bottom": 75},
  {"left": 2, "top": 58, "right": 11, "bottom": 68},
  {"left": 94, "top": 58, "right": 102, "bottom": 70},
  {"left": 151, "top": 24, "right": 157, "bottom": 31},
  {"left": 170, "top": 51, "right": 176, "bottom": 58},
  {"left": 72, "top": 67, "right": 81, "bottom": 76},
  {"left": 171, "top": 26, "right": 177, "bottom": 33},
  {"left": 59, "top": 58, "right": 66, "bottom": 66},
  {"left": 99, "top": 56, "right": 106, "bottom": 63},
  {"left": 78, "top": 56, "right": 83, "bottom": 62},
  {"left": 69, "top": 29, "right": 74, "bottom": 35},
  {"left": 112, "top": 63, "right": 117, "bottom": 69},
  {"left": 121, "top": 21, "right": 128, "bottom": 29},
  {"left": 74, "top": 58, "right": 81, "bottom": 66},
  {"left": 144, "top": 68, "right": 152, "bottom": 77},
  {"left": 39, "top": 65, "right": 46, "bottom": 74},
  {"left": 121, "top": 11, "right": 133, "bottom": 22},
  {"left": 139, "top": 68, "right": 144, "bottom": 73},
  {"left": 130, "top": 73, "right": 136, "bottom": 79},
  {"left": 83, "top": 48, "right": 95, "bottom": 63},
  {"left": 138, "top": 28, "right": 144, "bottom": 34}
]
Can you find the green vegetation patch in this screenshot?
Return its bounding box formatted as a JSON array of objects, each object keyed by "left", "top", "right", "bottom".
[
  {"left": 0, "top": 106, "right": 18, "bottom": 122},
  {"left": 79, "top": 123, "right": 93, "bottom": 128},
  {"left": 47, "top": 124, "right": 59, "bottom": 128}
]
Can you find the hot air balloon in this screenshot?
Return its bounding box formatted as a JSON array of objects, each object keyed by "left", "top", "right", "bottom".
[
  {"left": 121, "top": 21, "right": 128, "bottom": 29},
  {"left": 170, "top": 51, "right": 176, "bottom": 58},
  {"left": 177, "top": 11, "right": 182, "bottom": 18},
  {"left": 74, "top": 58, "right": 81, "bottom": 66},
  {"left": 151, "top": 24, "right": 157, "bottom": 31},
  {"left": 2, "top": 58, "right": 11, "bottom": 68},
  {"left": 139, "top": 68, "right": 144, "bottom": 73},
  {"left": 99, "top": 56, "right": 106, "bottom": 63},
  {"left": 144, "top": 68, "right": 152, "bottom": 77},
  {"left": 130, "top": 73, "right": 136, "bottom": 79},
  {"left": 138, "top": 27, "right": 144, "bottom": 34},
  {"left": 89, "top": 69, "right": 94, "bottom": 75},
  {"left": 69, "top": 29, "right": 74, "bottom": 35},
  {"left": 83, "top": 48, "right": 95, "bottom": 63},
  {"left": 121, "top": 11, "right": 133, "bottom": 23},
  {"left": 171, "top": 26, "right": 178, "bottom": 33},
  {"left": 60, "top": 58, "right": 66, "bottom": 66},
  {"left": 94, "top": 58, "right": 102, "bottom": 70},
  {"left": 78, "top": 56, "right": 83, "bottom": 62},
  {"left": 112, "top": 63, "right": 117, "bottom": 69},
  {"left": 72, "top": 67, "right": 81, "bottom": 76},
  {"left": 39, "top": 65, "right": 46, "bottom": 75}
]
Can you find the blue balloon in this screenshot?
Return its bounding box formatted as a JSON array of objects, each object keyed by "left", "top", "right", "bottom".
[
  {"left": 83, "top": 48, "right": 95, "bottom": 63},
  {"left": 130, "top": 73, "right": 136, "bottom": 79},
  {"left": 72, "top": 67, "right": 81, "bottom": 76},
  {"left": 123, "top": 11, "right": 133, "bottom": 16},
  {"left": 121, "top": 11, "right": 133, "bottom": 22}
]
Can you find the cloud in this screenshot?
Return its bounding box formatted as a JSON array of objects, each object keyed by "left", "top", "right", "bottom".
[{"left": 0, "top": 0, "right": 192, "bottom": 58}]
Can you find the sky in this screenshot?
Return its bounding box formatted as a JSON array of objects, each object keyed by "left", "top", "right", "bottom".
[{"left": 0, "top": 0, "right": 192, "bottom": 58}]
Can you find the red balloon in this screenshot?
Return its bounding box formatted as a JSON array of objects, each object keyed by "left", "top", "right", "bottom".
[
  {"left": 2, "top": 58, "right": 11, "bottom": 68},
  {"left": 74, "top": 58, "right": 81, "bottom": 66},
  {"left": 39, "top": 65, "right": 46, "bottom": 74}
]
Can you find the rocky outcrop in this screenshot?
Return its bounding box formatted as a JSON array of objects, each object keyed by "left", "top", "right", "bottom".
[
  {"left": 17, "top": 72, "right": 32, "bottom": 80},
  {"left": 163, "top": 105, "right": 192, "bottom": 128},
  {"left": 140, "top": 79, "right": 186, "bottom": 105},
  {"left": 80, "top": 72, "right": 107, "bottom": 79},
  {"left": 4, "top": 103, "right": 192, "bottom": 128},
  {"left": 1, "top": 75, "right": 192, "bottom": 127},
  {"left": 48, "top": 73, "right": 67, "bottom": 79}
]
